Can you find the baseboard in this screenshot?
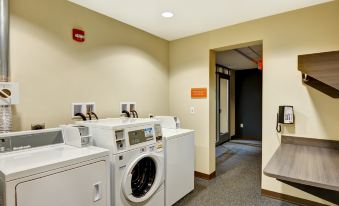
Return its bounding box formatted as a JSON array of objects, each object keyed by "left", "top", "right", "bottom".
[
  {"left": 232, "top": 136, "right": 262, "bottom": 141},
  {"left": 261, "top": 189, "right": 328, "bottom": 206},
  {"left": 194, "top": 171, "right": 216, "bottom": 180}
]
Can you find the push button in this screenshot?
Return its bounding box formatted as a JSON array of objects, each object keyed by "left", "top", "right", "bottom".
[{"left": 140, "top": 147, "right": 146, "bottom": 153}]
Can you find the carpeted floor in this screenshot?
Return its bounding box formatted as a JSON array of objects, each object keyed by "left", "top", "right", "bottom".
[{"left": 174, "top": 140, "right": 295, "bottom": 206}]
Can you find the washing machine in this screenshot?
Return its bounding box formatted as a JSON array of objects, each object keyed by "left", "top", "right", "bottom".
[
  {"left": 78, "top": 118, "right": 165, "bottom": 206},
  {"left": 0, "top": 128, "right": 111, "bottom": 206}
]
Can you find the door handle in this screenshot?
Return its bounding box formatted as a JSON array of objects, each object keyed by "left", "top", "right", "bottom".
[{"left": 93, "top": 182, "right": 102, "bottom": 202}]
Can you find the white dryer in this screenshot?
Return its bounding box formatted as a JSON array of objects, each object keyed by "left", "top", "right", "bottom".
[
  {"left": 162, "top": 128, "right": 195, "bottom": 206},
  {"left": 78, "top": 118, "right": 165, "bottom": 206},
  {"left": 0, "top": 128, "right": 110, "bottom": 206},
  {"left": 154, "top": 116, "right": 195, "bottom": 206}
]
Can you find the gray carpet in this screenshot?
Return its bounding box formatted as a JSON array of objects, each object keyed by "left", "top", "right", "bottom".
[{"left": 174, "top": 140, "right": 296, "bottom": 206}]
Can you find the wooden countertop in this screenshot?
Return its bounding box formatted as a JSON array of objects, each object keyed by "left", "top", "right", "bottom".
[{"left": 264, "top": 136, "right": 339, "bottom": 192}]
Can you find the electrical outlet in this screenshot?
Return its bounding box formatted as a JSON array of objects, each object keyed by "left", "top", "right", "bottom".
[
  {"left": 240, "top": 123, "right": 244, "bottom": 128},
  {"left": 31, "top": 123, "right": 46, "bottom": 130}
]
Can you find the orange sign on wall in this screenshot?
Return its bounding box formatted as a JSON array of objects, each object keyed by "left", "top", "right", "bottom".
[{"left": 191, "top": 88, "right": 207, "bottom": 98}]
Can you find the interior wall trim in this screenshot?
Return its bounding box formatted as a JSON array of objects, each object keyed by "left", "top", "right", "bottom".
[
  {"left": 261, "top": 189, "right": 328, "bottom": 206},
  {"left": 231, "top": 136, "right": 261, "bottom": 140},
  {"left": 194, "top": 171, "right": 216, "bottom": 180}
]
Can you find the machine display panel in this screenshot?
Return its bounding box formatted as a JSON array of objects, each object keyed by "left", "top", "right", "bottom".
[{"left": 128, "top": 128, "right": 154, "bottom": 146}]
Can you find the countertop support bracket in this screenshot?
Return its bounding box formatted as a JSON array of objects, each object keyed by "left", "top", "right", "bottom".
[
  {"left": 264, "top": 135, "right": 339, "bottom": 205},
  {"left": 278, "top": 179, "right": 339, "bottom": 205}
]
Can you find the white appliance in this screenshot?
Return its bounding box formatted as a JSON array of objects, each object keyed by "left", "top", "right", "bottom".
[
  {"left": 78, "top": 118, "right": 165, "bottom": 206},
  {"left": 155, "top": 116, "right": 195, "bottom": 206},
  {"left": 154, "top": 116, "right": 180, "bottom": 129},
  {"left": 0, "top": 128, "right": 110, "bottom": 206},
  {"left": 61, "top": 124, "right": 92, "bottom": 147}
]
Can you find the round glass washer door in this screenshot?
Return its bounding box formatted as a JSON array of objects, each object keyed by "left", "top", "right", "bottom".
[{"left": 122, "top": 153, "right": 164, "bottom": 203}]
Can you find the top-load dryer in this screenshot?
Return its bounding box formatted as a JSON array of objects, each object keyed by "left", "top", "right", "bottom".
[
  {"left": 154, "top": 116, "right": 195, "bottom": 206},
  {"left": 78, "top": 118, "right": 164, "bottom": 206},
  {"left": 0, "top": 128, "right": 110, "bottom": 206}
]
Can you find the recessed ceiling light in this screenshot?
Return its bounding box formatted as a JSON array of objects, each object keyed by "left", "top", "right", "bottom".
[{"left": 161, "top": 11, "right": 174, "bottom": 18}]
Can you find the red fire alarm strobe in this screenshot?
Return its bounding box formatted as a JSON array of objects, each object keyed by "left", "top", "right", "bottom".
[
  {"left": 72, "top": 28, "right": 85, "bottom": 43},
  {"left": 258, "top": 58, "right": 263, "bottom": 70}
]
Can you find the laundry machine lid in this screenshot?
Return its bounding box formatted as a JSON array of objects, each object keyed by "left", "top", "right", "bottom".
[
  {"left": 161, "top": 128, "right": 194, "bottom": 140},
  {"left": 77, "top": 118, "right": 159, "bottom": 130},
  {"left": 122, "top": 153, "right": 164, "bottom": 203},
  {"left": 0, "top": 145, "right": 109, "bottom": 181}
]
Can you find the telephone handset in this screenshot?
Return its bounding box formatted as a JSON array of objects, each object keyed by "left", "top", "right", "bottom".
[{"left": 276, "top": 106, "right": 294, "bottom": 133}]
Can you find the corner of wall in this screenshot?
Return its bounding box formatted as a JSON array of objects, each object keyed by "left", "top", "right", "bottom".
[{"left": 209, "top": 50, "right": 216, "bottom": 174}]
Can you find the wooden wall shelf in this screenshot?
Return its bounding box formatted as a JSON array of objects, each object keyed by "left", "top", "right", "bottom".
[
  {"left": 264, "top": 136, "right": 339, "bottom": 205},
  {"left": 298, "top": 50, "right": 339, "bottom": 98}
]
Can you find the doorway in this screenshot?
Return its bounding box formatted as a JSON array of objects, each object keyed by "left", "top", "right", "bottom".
[
  {"left": 214, "top": 43, "right": 263, "bottom": 178},
  {"left": 215, "top": 44, "right": 262, "bottom": 143}
]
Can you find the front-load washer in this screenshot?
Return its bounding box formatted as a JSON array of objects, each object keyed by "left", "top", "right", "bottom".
[
  {"left": 78, "top": 118, "right": 164, "bottom": 206},
  {"left": 0, "top": 128, "right": 110, "bottom": 206}
]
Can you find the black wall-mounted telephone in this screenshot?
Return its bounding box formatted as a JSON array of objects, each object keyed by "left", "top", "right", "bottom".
[{"left": 276, "top": 106, "right": 294, "bottom": 133}]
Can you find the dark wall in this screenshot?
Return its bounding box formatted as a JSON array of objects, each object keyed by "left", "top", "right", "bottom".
[{"left": 235, "top": 69, "right": 262, "bottom": 140}]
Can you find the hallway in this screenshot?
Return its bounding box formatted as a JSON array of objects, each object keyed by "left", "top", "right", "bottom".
[{"left": 175, "top": 140, "right": 295, "bottom": 206}]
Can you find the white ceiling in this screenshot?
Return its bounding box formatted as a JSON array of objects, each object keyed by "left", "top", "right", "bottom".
[
  {"left": 68, "top": 0, "right": 331, "bottom": 41},
  {"left": 217, "top": 45, "right": 262, "bottom": 70}
]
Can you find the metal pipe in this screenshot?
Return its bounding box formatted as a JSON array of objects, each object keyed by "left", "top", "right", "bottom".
[
  {"left": 0, "top": 0, "right": 9, "bottom": 82},
  {"left": 0, "top": 0, "right": 11, "bottom": 133}
]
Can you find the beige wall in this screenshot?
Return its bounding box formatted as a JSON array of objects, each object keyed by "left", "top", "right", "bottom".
[
  {"left": 10, "top": 0, "right": 169, "bottom": 130},
  {"left": 169, "top": 1, "right": 339, "bottom": 204}
]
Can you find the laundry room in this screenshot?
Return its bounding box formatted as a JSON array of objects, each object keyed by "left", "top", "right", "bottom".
[{"left": 1, "top": 0, "right": 339, "bottom": 206}]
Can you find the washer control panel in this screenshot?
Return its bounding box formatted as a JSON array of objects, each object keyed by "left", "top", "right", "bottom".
[
  {"left": 128, "top": 128, "right": 154, "bottom": 146},
  {"left": 0, "top": 129, "right": 63, "bottom": 153}
]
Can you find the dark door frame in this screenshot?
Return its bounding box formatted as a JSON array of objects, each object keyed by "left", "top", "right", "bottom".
[{"left": 216, "top": 64, "right": 231, "bottom": 146}]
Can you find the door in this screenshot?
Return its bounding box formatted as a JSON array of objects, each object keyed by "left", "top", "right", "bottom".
[
  {"left": 216, "top": 71, "right": 231, "bottom": 145},
  {"left": 122, "top": 153, "right": 164, "bottom": 203},
  {"left": 235, "top": 69, "right": 262, "bottom": 140},
  {"left": 16, "top": 161, "right": 107, "bottom": 206}
]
